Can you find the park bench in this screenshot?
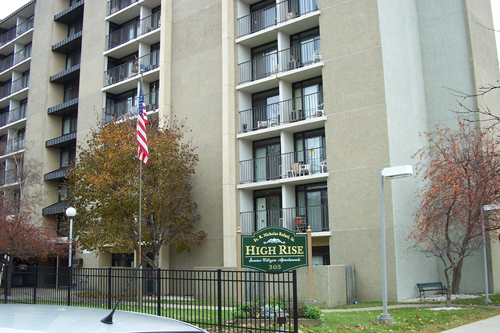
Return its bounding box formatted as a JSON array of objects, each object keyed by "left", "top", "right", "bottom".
[{"left": 417, "top": 282, "right": 447, "bottom": 298}]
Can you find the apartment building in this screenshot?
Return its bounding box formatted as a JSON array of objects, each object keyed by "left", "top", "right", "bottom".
[{"left": 1, "top": 0, "right": 500, "bottom": 304}]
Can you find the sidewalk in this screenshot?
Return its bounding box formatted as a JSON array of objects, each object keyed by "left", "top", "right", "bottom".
[{"left": 322, "top": 304, "right": 500, "bottom": 332}]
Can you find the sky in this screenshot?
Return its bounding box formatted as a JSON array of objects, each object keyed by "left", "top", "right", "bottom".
[{"left": 0, "top": 0, "right": 32, "bottom": 20}]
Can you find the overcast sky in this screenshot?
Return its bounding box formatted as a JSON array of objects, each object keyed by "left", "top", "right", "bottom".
[{"left": 0, "top": 0, "right": 32, "bottom": 20}]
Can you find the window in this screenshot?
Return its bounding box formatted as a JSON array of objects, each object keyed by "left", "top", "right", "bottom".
[
  {"left": 149, "top": 80, "right": 159, "bottom": 109},
  {"left": 68, "top": 20, "right": 83, "bottom": 37},
  {"left": 296, "top": 183, "right": 328, "bottom": 232},
  {"left": 254, "top": 188, "right": 282, "bottom": 231},
  {"left": 62, "top": 114, "right": 77, "bottom": 135},
  {"left": 64, "top": 81, "right": 79, "bottom": 102},
  {"left": 150, "top": 42, "right": 160, "bottom": 67},
  {"left": 66, "top": 51, "right": 81, "bottom": 69},
  {"left": 312, "top": 246, "right": 330, "bottom": 265},
  {"left": 252, "top": 88, "right": 279, "bottom": 128},
  {"left": 15, "top": 128, "right": 25, "bottom": 142},
  {"left": 105, "top": 89, "right": 137, "bottom": 120},
  {"left": 61, "top": 147, "right": 76, "bottom": 168},
  {"left": 59, "top": 183, "right": 68, "bottom": 201},
  {"left": 251, "top": 41, "right": 278, "bottom": 80},
  {"left": 112, "top": 253, "right": 134, "bottom": 267},
  {"left": 294, "top": 128, "right": 325, "bottom": 174},
  {"left": 250, "top": 0, "right": 276, "bottom": 32},
  {"left": 290, "top": 27, "right": 321, "bottom": 67},
  {"left": 293, "top": 76, "right": 323, "bottom": 120},
  {"left": 253, "top": 137, "right": 281, "bottom": 181}
]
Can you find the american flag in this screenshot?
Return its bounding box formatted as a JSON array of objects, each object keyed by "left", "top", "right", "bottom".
[{"left": 137, "top": 87, "right": 149, "bottom": 165}]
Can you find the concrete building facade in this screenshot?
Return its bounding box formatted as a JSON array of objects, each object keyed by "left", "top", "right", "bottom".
[{"left": 1, "top": 0, "right": 500, "bottom": 305}]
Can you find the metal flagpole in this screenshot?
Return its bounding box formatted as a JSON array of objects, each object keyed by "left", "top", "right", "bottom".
[{"left": 138, "top": 72, "right": 144, "bottom": 310}]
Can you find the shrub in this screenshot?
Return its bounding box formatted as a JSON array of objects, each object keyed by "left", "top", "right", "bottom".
[
  {"left": 260, "top": 304, "right": 287, "bottom": 319},
  {"left": 303, "top": 305, "right": 321, "bottom": 319},
  {"left": 231, "top": 303, "right": 256, "bottom": 319}
]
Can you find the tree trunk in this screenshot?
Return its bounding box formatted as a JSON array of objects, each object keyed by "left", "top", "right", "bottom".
[
  {"left": 452, "top": 258, "right": 464, "bottom": 294},
  {"left": 5, "top": 262, "right": 13, "bottom": 297},
  {"left": 444, "top": 267, "right": 452, "bottom": 307}
]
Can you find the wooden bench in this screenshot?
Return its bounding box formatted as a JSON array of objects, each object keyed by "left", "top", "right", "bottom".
[{"left": 417, "top": 282, "right": 447, "bottom": 298}]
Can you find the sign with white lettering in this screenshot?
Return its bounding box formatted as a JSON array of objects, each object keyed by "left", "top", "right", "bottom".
[{"left": 241, "top": 226, "right": 308, "bottom": 273}]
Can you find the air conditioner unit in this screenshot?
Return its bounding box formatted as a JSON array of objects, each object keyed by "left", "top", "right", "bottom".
[
  {"left": 290, "top": 110, "right": 303, "bottom": 122},
  {"left": 72, "top": 258, "right": 83, "bottom": 267}
]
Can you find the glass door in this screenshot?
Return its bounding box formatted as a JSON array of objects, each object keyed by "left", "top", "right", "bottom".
[
  {"left": 255, "top": 188, "right": 282, "bottom": 231},
  {"left": 254, "top": 138, "right": 281, "bottom": 182}
]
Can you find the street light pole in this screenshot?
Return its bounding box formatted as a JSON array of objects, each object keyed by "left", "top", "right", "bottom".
[
  {"left": 377, "top": 165, "right": 413, "bottom": 325},
  {"left": 481, "top": 204, "right": 500, "bottom": 303},
  {"left": 66, "top": 207, "right": 77, "bottom": 267}
]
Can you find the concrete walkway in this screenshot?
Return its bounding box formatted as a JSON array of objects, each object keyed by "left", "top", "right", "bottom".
[{"left": 322, "top": 304, "right": 500, "bottom": 332}]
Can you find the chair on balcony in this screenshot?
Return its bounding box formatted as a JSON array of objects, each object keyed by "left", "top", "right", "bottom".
[
  {"left": 287, "top": 162, "right": 301, "bottom": 177},
  {"left": 294, "top": 216, "right": 307, "bottom": 232},
  {"left": 320, "top": 160, "right": 327, "bottom": 173},
  {"left": 299, "top": 163, "right": 310, "bottom": 176}
]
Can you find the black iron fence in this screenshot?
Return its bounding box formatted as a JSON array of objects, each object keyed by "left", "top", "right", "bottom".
[{"left": 1, "top": 266, "right": 298, "bottom": 333}]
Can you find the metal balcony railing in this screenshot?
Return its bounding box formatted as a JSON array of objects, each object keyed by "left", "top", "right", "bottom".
[
  {"left": 239, "top": 91, "right": 323, "bottom": 133},
  {"left": 237, "top": 0, "right": 319, "bottom": 38},
  {"left": 0, "top": 82, "right": 12, "bottom": 100},
  {"left": 240, "top": 146, "right": 326, "bottom": 183},
  {"left": 0, "top": 46, "right": 32, "bottom": 73},
  {"left": 106, "top": 12, "right": 161, "bottom": 50},
  {"left": 107, "top": 0, "right": 139, "bottom": 16},
  {"left": 239, "top": 39, "right": 321, "bottom": 84},
  {"left": 240, "top": 204, "right": 328, "bottom": 234},
  {"left": 0, "top": 105, "right": 27, "bottom": 127},
  {"left": 104, "top": 90, "right": 159, "bottom": 122},
  {"left": 0, "top": 139, "right": 25, "bottom": 156},
  {"left": 104, "top": 51, "right": 160, "bottom": 86},
  {"left": 0, "top": 16, "right": 34, "bottom": 46},
  {"left": 0, "top": 168, "right": 21, "bottom": 186},
  {"left": 11, "top": 75, "right": 29, "bottom": 94}
]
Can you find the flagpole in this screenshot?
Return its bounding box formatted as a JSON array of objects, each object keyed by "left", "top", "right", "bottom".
[{"left": 138, "top": 71, "right": 144, "bottom": 310}]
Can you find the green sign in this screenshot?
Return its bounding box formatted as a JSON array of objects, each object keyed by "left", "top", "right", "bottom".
[{"left": 241, "top": 226, "right": 308, "bottom": 273}]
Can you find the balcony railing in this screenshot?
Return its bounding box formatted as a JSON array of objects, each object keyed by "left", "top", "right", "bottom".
[
  {"left": 0, "top": 168, "right": 21, "bottom": 186},
  {"left": 0, "top": 16, "right": 34, "bottom": 46},
  {"left": 104, "top": 51, "right": 160, "bottom": 86},
  {"left": 106, "top": 12, "right": 161, "bottom": 50},
  {"left": 0, "top": 46, "right": 32, "bottom": 73},
  {"left": 0, "top": 83, "right": 11, "bottom": 100},
  {"left": 239, "top": 39, "right": 321, "bottom": 84},
  {"left": 240, "top": 146, "right": 326, "bottom": 183},
  {"left": 11, "top": 75, "right": 29, "bottom": 94},
  {"left": 0, "top": 139, "right": 25, "bottom": 156},
  {"left": 108, "top": 0, "right": 139, "bottom": 16},
  {"left": 241, "top": 204, "right": 328, "bottom": 234},
  {"left": 104, "top": 90, "right": 159, "bottom": 122},
  {"left": 0, "top": 105, "right": 27, "bottom": 127},
  {"left": 237, "top": 0, "right": 319, "bottom": 38},
  {"left": 239, "top": 91, "right": 323, "bottom": 133}
]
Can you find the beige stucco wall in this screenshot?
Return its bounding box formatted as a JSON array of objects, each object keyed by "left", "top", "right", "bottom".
[{"left": 297, "top": 265, "right": 346, "bottom": 307}]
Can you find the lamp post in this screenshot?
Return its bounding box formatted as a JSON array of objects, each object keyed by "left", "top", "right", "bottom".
[
  {"left": 481, "top": 204, "right": 500, "bottom": 303},
  {"left": 378, "top": 165, "right": 413, "bottom": 325},
  {"left": 66, "top": 207, "right": 76, "bottom": 267}
]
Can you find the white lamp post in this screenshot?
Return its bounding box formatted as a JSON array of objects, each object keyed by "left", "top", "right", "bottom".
[
  {"left": 481, "top": 204, "right": 500, "bottom": 303},
  {"left": 66, "top": 207, "right": 76, "bottom": 267},
  {"left": 378, "top": 165, "right": 413, "bottom": 325}
]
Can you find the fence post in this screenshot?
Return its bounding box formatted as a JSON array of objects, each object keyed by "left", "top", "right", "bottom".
[
  {"left": 217, "top": 269, "right": 222, "bottom": 333},
  {"left": 67, "top": 266, "right": 72, "bottom": 306},
  {"left": 33, "top": 266, "right": 38, "bottom": 304},
  {"left": 293, "top": 270, "right": 298, "bottom": 333},
  {"left": 157, "top": 268, "right": 161, "bottom": 317},
  {"left": 107, "top": 267, "right": 112, "bottom": 309}
]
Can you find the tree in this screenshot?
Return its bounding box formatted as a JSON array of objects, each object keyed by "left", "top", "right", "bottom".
[
  {"left": 66, "top": 118, "right": 206, "bottom": 269},
  {"left": 0, "top": 197, "right": 67, "bottom": 296},
  {"left": 408, "top": 120, "right": 500, "bottom": 306}
]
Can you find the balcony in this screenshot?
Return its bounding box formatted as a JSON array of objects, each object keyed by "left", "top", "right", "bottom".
[
  {"left": 44, "top": 167, "right": 68, "bottom": 182},
  {"left": 240, "top": 204, "right": 328, "bottom": 234},
  {"left": 48, "top": 97, "right": 79, "bottom": 117},
  {"left": 106, "top": 13, "right": 161, "bottom": 52},
  {"left": 238, "top": 40, "right": 321, "bottom": 85},
  {"left": 240, "top": 146, "right": 327, "bottom": 183},
  {"left": 43, "top": 201, "right": 67, "bottom": 215},
  {"left": 108, "top": 0, "right": 139, "bottom": 16},
  {"left": 0, "top": 105, "right": 27, "bottom": 128},
  {"left": 50, "top": 64, "right": 80, "bottom": 85},
  {"left": 54, "top": 0, "right": 85, "bottom": 25},
  {"left": 52, "top": 31, "right": 82, "bottom": 54},
  {"left": 0, "top": 45, "right": 31, "bottom": 75},
  {"left": 45, "top": 132, "right": 77, "bottom": 149},
  {"left": 104, "top": 51, "right": 159, "bottom": 87},
  {"left": 0, "top": 168, "right": 21, "bottom": 186},
  {"left": 0, "top": 138, "right": 25, "bottom": 156},
  {"left": 0, "top": 16, "right": 34, "bottom": 48},
  {"left": 104, "top": 90, "right": 159, "bottom": 122},
  {"left": 239, "top": 91, "right": 323, "bottom": 134},
  {"left": 11, "top": 75, "right": 29, "bottom": 94}
]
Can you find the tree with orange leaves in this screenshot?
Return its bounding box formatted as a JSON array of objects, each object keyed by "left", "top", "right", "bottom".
[
  {"left": 0, "top": 197, "right": 67, "bottom": 296},
  {"left": 409, "top": 120, "right": 500, "bottom": 306}
]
